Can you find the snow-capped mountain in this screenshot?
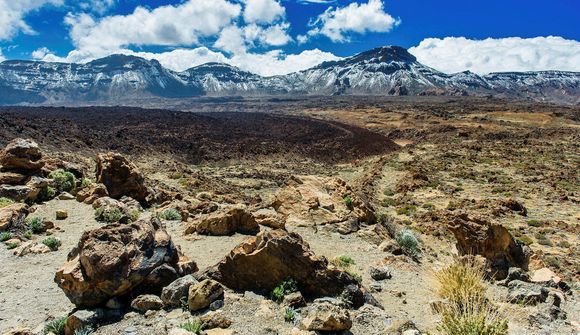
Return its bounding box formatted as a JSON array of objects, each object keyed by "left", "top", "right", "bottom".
[{"left": 0, "top": 46, "right": 578, "bottom": 105}]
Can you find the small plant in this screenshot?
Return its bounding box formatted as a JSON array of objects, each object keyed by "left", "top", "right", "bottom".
[
  {"left": 270, "top": 278, "right": 299, "bottom": 302},
  {"left": 44, "top": 316, "right": 67, "bottom": 335},
  {"left": 383, "top": 188, "right": 396, "bottom": 196},
  {"left": 6, "top": 242, "right": 18, "bottom": 249},
  {"left": 396, "top": 204, "right": 417, "bottom": 216},
  {"left": 346, "top": 269, "right": 363, "bottom": 284},
  {"left": 435, "top": 258, "right": 486, "bottom": 304},
  {"left": 160, "top": 208, "right": 181, "bottom": 221},
  {"left": 437, "top": 299, "right": 508, "bottom": 335},
  {"left": 516, "top": 235, "right": 534, "bottom": 246},
  {"left": 526, "top": 219, "right": 543, "bottom": 227},
  {"left": 23, "top": 230, "right": 33, "bottom": 239},
  {"left": 80, "top": 178, "right": 93, "bottom": 188},
  {"left": 38, "top": 186, "right": 57, "bottom": 201},
  {"left": 0, "top": 197, "right": 14, "bottom": 208},
  {"left": 331, "top": 255, "right": 355, "bottom": 269},
  {"left": 0, "top": 231, "right": 12, "bottom": 242},
  {"left": 534, "top": 233, "right": 553, "bottom": 246},
  {"left": 94, "top": 207, "right": 123, "bottom": 223},
  {"left": 42, "top": 237, "right": 61, "bottom": 250},
  {"left": 396, "top": 229, "right": 420, "bottom": 257},
  {"left": 557, "top": 240, "right": 571, "bottom": 248},
  {"left": 284, "top": 307, "right": 297, "bottom": 323},
  {"left": 343, "top": 195, "right": 354, "bottom": 210},
  {"left": 544, "top": 256, "right": 561, "bottom": 269},
  {"left": 180, "top": 320, "right": 202, "bottom": 334},
  {"left": 26, "top": 216, "right": 44, "bottom": 234},
  {"left": 74, "top": 327, "right": 94, "bottom": 335},
  {"left": 381, "top": 197, "right": 396, "bottom": 207},
  {"left": 48, "top": 169, "right": 77, "bottom": 192}
]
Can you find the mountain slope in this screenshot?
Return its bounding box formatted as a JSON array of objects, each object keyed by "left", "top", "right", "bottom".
[{"left": 0, "top": 46, "right": 578, "bottom": 104}]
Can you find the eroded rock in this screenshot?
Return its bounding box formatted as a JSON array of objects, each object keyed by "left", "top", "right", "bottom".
[
  {"left": 0, "top": 138, "right": 44, "bottom": 172},
  {"left": 184, "top": 207, "right": 259, "bottom": 236},
  {"left": 188, "top": 279, "right": 224, "bottom": 312},
  {"left": 300, "top": 302, "right": 352, "bottom": 331},
  {"left": 95, "top": 153, "right": 150, "bottom": 204}
]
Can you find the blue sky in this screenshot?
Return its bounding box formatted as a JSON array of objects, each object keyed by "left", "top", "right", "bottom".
[{"left": 0, "top": 0, "right": 579, "bottom": 75}]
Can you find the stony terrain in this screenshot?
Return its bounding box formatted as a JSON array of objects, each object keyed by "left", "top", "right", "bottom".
[{"left": 0, "top": 96, "right": 578, "bottom": 335}]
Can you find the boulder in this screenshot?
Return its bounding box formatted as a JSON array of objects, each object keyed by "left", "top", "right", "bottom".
[
  {"left": 300, "top": 302, "right": 352, "bottom": 331},
  {"left": 161, "top": 275, "right": 198, "bottom": 307},
  {"left": 0, "top": 172, "right": 28, "bottom": 185},
  {"left": 530, "top": 268, "right": 561, "bottom": 284},
  {"left": 203, "top": 230, "right": 361, "bottom": 299},
  {"left": 56, "top": 210, "right": 68, "bottom": 220},
  {"left": 447, "top": 213, "right": 529, "bottom": 278},
  {"left": 54, "top": 217, "right": 197, "bottom": 308},
  {"left": 95, "top": 153, "right": 149, "bottom": 204},
  {"left": 0, "top": 185, "right": 33, "bottom": 202},
  {"left": 283, "top": 291, "right": 307, "bottom": 308},
  {"left": 507, "top": 280, "right": 548, "bottom": 305},
  {"left": 131, "top": 294, "right": 164, "bottom": 312},
  {"left": 76, "top": 183, "right": 108, "bottom": 204},
  {"left": 0, "top": 203, "right": 28, "bottom": 231},
  {"left": 188, "top": 279, "right": 224, "bottom": 312},
  {"left": 369, "top": 265, "right": 392, "bottom": 281},
  {"left": 184, "top": 207, "right": 259, "bottom": 236},
  {"left": 200, "top": 311, "right": 232, "bottom": 330},
  {"left": 252, "top": 208, "right": 286, "bottom": 229},
  {"left": 0, "top": 138, "right": 44, "bottom": 172}
]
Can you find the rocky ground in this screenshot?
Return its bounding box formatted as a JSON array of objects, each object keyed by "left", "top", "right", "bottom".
[{"left": 0, "top": 96, "right": 578, "bottom": 335}]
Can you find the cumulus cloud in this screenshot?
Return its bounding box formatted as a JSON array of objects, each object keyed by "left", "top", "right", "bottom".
[
  {"left": 301, "top": 0, "right": 399, "bottom": 42},
  {"left": 297, "top": 0, "right": 336, "bottom": 4},
  {"left": 31, "top": 47, "right": 52, "bottom": 59},
  {"left": 409, "top": 36, "right": 580, "bottom": 74},
  {"left": 78, "top": 0, "right": 116, "bottom": 15},
  {"left": 243, "top": 0, "right": 285, "bottom": 24},
  {"left": 0, "top": 0, "right": 64, "bottom": 41}
]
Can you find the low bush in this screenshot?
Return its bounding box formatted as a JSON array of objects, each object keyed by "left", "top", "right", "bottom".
[
  {"left": 331, "top": 255, "right": 355, "bottom": 269},
  {"left": 437, "top": 300, "right": 508, "bottom": 335},
  {"left": 26, "top": 217, "right": 44, "bottom": 234},
  {"left": 270, "top": 278, "right": 298, "bottom": 302},
  {"left": 0, "top": 231, "right": 12, "bottom": 242},
  {"left": 396, "top": 229, "right": 420, "bottom": 257},
  {"left": 0, "top": 197, "right": 14, "bottom": 208},
  {"left": 435, "top": 258, "right": 486, "bottom": 304},
  {"left": 48, "top": 169, "right": 77, "bottom": 192},
  {"left": 38, "top": 186, "right": 56, "bottom": 202},
  {"left": 343, "top": 195, "right": 354, "bottom": 210},
  {"left": 396, "top": 204, "right": 417, "bottom": 216},
  {"left": 94, "top": 207, "right": 123, "bottom": 223},
  {"left": 6, "top": 242, "right": 18, "bottom": 249},
  {"left": 42, "top": 237, "right": 61, "bottom": 250},
  {"left": 160, "top": 208, "right": 181, "bottom": 221}
]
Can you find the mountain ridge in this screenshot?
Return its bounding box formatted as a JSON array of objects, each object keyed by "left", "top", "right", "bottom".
[{"left": 1, "top": 46, "right": 578, "bottom": 105}]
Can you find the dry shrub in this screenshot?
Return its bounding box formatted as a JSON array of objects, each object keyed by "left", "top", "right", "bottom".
[{"left": 435, "top": 256, "right": 486, "bottom": 304}]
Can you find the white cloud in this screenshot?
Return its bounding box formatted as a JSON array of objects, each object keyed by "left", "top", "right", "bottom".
[
  {"left": 0, "top": 0, "right": 64, "bottom": 41},
  {"left": 243, "top": 0, "right": 285, "bottom": 24},
  {"left": 215, "top": 23, "right": 292, "bottom": 53},
  {"left": 0, "top": 49, "right": 5, "bottom": 62},
  {"left": 78, "top": 0, "right": 116, "bottom": 15},
  {"left": 302, "top": 0, "right": 399, "bottom": 42},
  {"left": 409, "top": 36, "right": 580, "bottom": 74},
  {"left": 64, "top": 0, "right": 241, "bottom": 55},
  {"left": 297, "top": 0, "right": 336, "bottom": 4},
  {"left": 32, "top": 47, "right": 52, "bottom": 59}
]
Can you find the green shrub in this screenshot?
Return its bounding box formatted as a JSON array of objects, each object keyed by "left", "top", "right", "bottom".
[
  {"left": 534, "top": 233, "right": 553, "bottom": 246},
  {"left": 23, "top": 230, "right": 33, "bottom": 240},
  {"left": 80, "top": 178, "right": 93, "bottom": 188},
  {"left": 0, "top": 197, "right": 14, "bottom": 208},
  {"left": 6, "top": 242, "right": 18, "bottom": 249},
  {"left": 526, "top": 220, "right": 543, "bottom": 227},
  {"left": 284, "top": 307, "right": 297, "bottom": 323},
  {"left": 517, "top": 235, "right": 534, "bottom": 246},
  {"left": 396, "top": 204, "right": 417, "bottom": 216},
  {"left": 557, "top": 240, "right": 571, "bottom": 248},
  {"left": 44, "top": 316, "right": 67, "bottom": 335},
  {"left": 38, "top": 186, "right": 56, "bottom": 201},
  {"left": 42, "top": 237, "right": 61, "bottom": 250},
  {"left": 437, "top": 300, "right": 508, "bottom": 335},
  {"left": 544, "top": 256, "right": 561, "bottom": 269},
  {"left": 383, "top": 188, "right": 396, "bottom": 196},
  {"left": 396, "top": 229, "right": 420, "bottom": 257},
  {"left": 343, "top": 195, "right": 354, "bottom": 210},
  {"left": 26, "top": 217, "right": 44, "bottom": 234},
  {"left": 94, "top": 207, "right": 123, "bottom": 223},
  {"left": 346, "top": 269, "right": 363, "bottom": 284},
  {"left": 270, "top": 278, "right": 298, "bottom": 302},
  {"left": 381, "top": 197, "right": 396, "bottom": 207},
  {"left": 0, "top": 232, "right": 12, "bottom": 242},
  {"left": 331, "top": 255, "right": 355, "bottom": 269},
  {"left": 48, "top": 169, "right": 77, "bottom": 192},
  {"left": 160, "top": 208, "right": 181, "bottom": 221},
  {"left": 180, "top": 320, "right": 202, "bottom": 334}
]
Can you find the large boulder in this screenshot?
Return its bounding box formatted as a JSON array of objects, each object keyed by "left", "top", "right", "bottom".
[
  {"left": 54, "top": 217, "right": 197, "bottom": 308},
  {"left": 0, "top": 138, "right": 44, "bottom": 172},
  {"left": 300, "top": 302, "right": 352, "bottom": 331},
  {"left": 203, "top": 230, "right": 360, "bottom": 298},
  {"left": 76, "top": 183, "right": 108, "bottom": 204},
  {"left": 447, "top": 212, "right": 529, "bottom": 278},
  {"left": 0, "top": 203, "right": 28, "bottom": 231},
  {"left": 273, "top": 176, "right": 374, "bottom": 231},
  {"left": 184, "top": 207, "right": 259, "bottom": 236},
  {"left": 188, "top": 279, "right": 224, "bottom": 312},
  {"left": 95, "top": 153, "right": 150, "bottom": 204},
  {"left": 161, "top": 275, "right": 198, "bottom": 307}
]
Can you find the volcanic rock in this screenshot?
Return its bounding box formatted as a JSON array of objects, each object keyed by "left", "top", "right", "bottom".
[
  {"left": 76, "top": 183, "right": 108, "bottom": 204},
  {"left": 161, "top": 275, "right": 198, "bottom": 307},
  {"left": 300, "top": 302, "right": 352, "bottom": 331},
  {"left": 184, "top": 207, "right": 259, "bottom": 236},
  {"left": 203, "top": 230, "right": 361, "bottom": 298},
  {"left": 131, "top": 294, "right": 164, "bottom": 312},
  {"left": 95, "top": 153, "right": 150, "bottom": 204},
  {"left": 0, "top": 203, "right": 28, "bottom": 231},
  {"left": 0, "top": 138, "right": 44, "bottom": 172},
  {"left": 54, "top": 217, "right": 196, "bottom": 308},
  {"left": 188, "top": 279, "right": 224, "bottom": 312}
]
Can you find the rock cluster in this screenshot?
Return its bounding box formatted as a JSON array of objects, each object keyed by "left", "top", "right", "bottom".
[
  {"left": 203, "top": 230, "right": 361, "bottom": 298},
  {"left": 54, "top": 217, "right": 196, "bottom": 307}
]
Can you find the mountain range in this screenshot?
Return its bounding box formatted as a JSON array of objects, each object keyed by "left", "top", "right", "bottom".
[{"left": 0, "top": 46, "right": 578, "bottom": 105}]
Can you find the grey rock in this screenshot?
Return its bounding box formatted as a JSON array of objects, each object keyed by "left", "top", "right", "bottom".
[
  {"left": 507, "top": 280, "right": 548, "bottom": 305},
  {"left": 369, "top": 265, "right": 392, "bottom": 281},
  {"left": 161, "top": 275, "right": 198, "bottom": 307}
]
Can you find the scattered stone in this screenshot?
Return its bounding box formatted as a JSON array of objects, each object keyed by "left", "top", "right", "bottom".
[
  {"left": 0, "top": 138, "right": 44, "bottom": 172},
  {"left": 283, "top": 291, "right": 307, "bottom": 308},
  {"left": 131, "top": 295, "right": 164, "bottom": 312},
  {"left": 200, "top": 311, "right": 232, "bottom": 329},
  {"left": 369, "top": 265, "right": 392, "bottom": 281},
  {"left": 95, "top": 153, "right": 150, "bottom": 204},
  {"left": 161, "top": 275, "right": 198, "bottom": 307},
  {"left": 58, "top": 192, "right": 75, "bottom": 200},
  {"left": 203, "top": 230, "right": 361, "bottom": 299},
  {"left": 369, "top": 282, "right": 382, "bottom": 293},
  {"left": 300, "top": 302, "right": 352, "bottom": 331},
  {"left": 507, "top": 280, "right": 548, "bottom": 305},
  {"left": 54, "top": 217, "right": 197, "bottom": 308},
  {"left": 185, "top": 207, "right": 259, "bottom": 236},
  {"left": 209, "top": 299, "right": 224, "bottom": 311},
  {"left": 56, "top": 210, "right": 68, "bottom": 220},
  {"left": 188, "top": 279, "right": 224, "bottom": 312},
  {"left": 497, "top": 267, "right": 530, "bottom": 286},
  {"left": 65, "top": 310, "right": 99, "bottom": 335},
  {"left": 76, "top": 183, "right": 108, "bottom": 204},
  {"left": 378, "top": 240, "right": 403, "bottom": 255},
  {"left": 530, "top": 267, "right": 561, "bottom": 284}
]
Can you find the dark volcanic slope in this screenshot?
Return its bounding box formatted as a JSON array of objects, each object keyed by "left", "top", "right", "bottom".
[{"left": 0, "top": 107, "right": 399, "bottom": 163}]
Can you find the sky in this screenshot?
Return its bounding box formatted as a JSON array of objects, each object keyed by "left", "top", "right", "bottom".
[{"left": 0, "top": 0, "right": 579, "bottom": 76}]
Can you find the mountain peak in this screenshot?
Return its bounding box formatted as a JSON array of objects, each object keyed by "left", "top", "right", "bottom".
[
  {"left": 354, "top": 46, "right": 417, "bottom": 63},
  {"left": 87, "top": 54, "right": 161, "bottom": 70}
]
